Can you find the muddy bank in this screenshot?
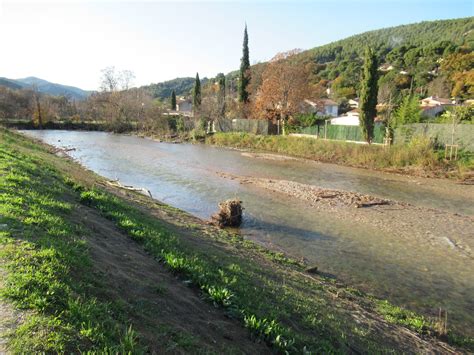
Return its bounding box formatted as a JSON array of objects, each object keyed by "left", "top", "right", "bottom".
[{"left": 219, "top": 172, "right": 474, "bottom": 259}]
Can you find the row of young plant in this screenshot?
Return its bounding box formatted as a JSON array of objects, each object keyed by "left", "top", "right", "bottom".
[{"left": 77, "top": 187, "right": 305, "bottom": 353}]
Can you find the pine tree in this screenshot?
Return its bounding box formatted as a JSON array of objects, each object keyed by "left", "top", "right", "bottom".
[
  {"left": 193, "top": 72, "right": 201, "bottom": 110},
  {"left": 359, "top": 47, "right": 378, "bottom": 143},
  {"left": 170, "top": 90, "right": 176, "bottom": 111},
  {"left": 394, "top": 95, "right": 422, "bottom": 127},
  {"left": 238, "top": 24, "right": 250, "bottom": 103}
]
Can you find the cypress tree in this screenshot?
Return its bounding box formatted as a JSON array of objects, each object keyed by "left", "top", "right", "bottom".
[
  {"left": 217, "top": 73, "right": 226, "bottom": 117},
  {"left": 170, "top": 90, "right": 177, "bottom": 111},
  {"left": 238, "top": 24, "right": 250, "bottom": 103},
  {"left": 359, "top": 47, "right": 378, "bottom": 143},
  {"left": 193, "top": 72, "right": 201, "bottom": 110}
]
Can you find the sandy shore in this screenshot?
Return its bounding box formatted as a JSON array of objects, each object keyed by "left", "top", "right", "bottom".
[{"left": 218, "top": 172, "right": 474, "bottom": 260}]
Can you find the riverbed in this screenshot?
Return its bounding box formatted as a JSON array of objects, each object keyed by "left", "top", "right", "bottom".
[{"left": 22, "top": 130, "right": 474, "bottom": 335}]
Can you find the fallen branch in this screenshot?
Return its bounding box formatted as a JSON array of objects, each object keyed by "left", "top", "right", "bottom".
[
  {"left": 106, "top": 179, "right": 153, "bottom": 198},
  {"left": 52, "top": 146, "right": 76, "bottom": 154},
  {"left": 355, "top": 201, "right": 390, "bottom": 208}
]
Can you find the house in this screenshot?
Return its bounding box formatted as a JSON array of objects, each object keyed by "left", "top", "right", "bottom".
[
  {"left": 420, "top": 96, "right": 454, "bottom": 117},
  {"left": 329, "top": 109, "right": 360, "bottom": 126},
  {"left": 303, "top": 99, "right": 339, "bottom": 117},
  {"left": 348, "top": 98, "right": 359, "bottom": 109},
  {"left": 420, "top": 96, "right": 454, "bottom": 107},
  {"left": 421, "top": 105, "right": 445, "bottom": 117},
  {"left": 329, "top": 109, "right": 385, "bottom": 126},
  {"left": 378, "top": 63, "right": 394, "bottom": 72},
  {"left": 176, "top": 98, "right": 193, "bottom": 113}
]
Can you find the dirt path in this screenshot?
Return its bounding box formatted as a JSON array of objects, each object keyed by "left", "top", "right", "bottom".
[
  {"left": 76, "top": 204, "right": 269, "bottom": 354},
  {"left": 0, "top": 300, "right": 14, "bottom": 355},
  {"left": 0, "top": 268, "right": 23, "bottom": 355}
]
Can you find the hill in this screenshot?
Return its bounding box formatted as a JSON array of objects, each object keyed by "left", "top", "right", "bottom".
[
  {"left": 16, "top": 77, "right": 91, "bottom": 100},
  {"left": 0, "top": 77, "right": 24, "bottom": 90},
  {"left": 222, "top": 17, "right": 474, "bottom": 102},
  {"left": 0, "top": 76, "right": 90, "bottom": 100},
  {"left": 141, "top": 76, "right": 209, "bottom": 100}
]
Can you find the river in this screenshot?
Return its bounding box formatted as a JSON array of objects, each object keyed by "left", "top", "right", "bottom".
[{"left": 22, "top": 130, "right": 474, "bottom": 335}]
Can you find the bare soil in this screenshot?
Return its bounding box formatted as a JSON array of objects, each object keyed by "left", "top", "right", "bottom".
[
  {"left": 0, "top": 268, "right": 25, "bottom": 355},
  {"left": 75, "top": 204, "right": 269, "bottom": 354}
]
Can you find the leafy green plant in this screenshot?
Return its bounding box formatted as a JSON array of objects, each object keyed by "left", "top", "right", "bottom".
[
  {"left": 376, "top": 300, "right": 428, "bottom": 333},
  {"left": 205, "top": 286, "right": 234, "bottom": 307}
]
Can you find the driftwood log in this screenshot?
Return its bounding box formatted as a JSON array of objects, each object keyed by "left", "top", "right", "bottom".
[
  {"left": 211, "top": 199, "right": 243, "bottom": 228},
  {"left": 106, "top": 179, "right": 153, "bottom": 198}
]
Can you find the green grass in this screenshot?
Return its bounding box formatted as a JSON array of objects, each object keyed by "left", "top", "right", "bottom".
[
  {"left": 207, "top": 132, "right": 473, "bottom": 178},
  {"left": 0, "top": 137, "right": 142, "bottom": 352},
  {"left": 376, "top": 300, "right": 429, "bottom": 333},
  {"left": 376, "top": 300, "right": 474, "bottom": 350}
]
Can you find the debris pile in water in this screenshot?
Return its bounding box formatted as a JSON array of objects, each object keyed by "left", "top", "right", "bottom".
[{"left": 211, "top": 199, "right": 243, "bottom": 227}]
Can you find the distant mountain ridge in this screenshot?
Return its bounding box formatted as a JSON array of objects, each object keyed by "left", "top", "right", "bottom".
[
  {"left": 0, "top": 76, "right": 91, "bottom": 100},
  {"left": 0, "top": 77, "right": 24, "bottom": 90}
]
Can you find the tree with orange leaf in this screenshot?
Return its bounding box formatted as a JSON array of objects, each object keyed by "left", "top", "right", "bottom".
[{"left": 251, "top": 60, "right": 310, "bottom": 126}]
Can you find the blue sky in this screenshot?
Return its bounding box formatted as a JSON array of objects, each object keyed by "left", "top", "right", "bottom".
[{"left": 0, "top": 0, "right": 472, "bottom": 90}]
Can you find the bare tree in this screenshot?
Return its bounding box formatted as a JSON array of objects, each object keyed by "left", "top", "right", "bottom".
[
  {"left": 119, "top": 70, "right": 135, "bottom": 91},
  {"left": 100, "top": 66, "right": 119, "bottom": 92}
]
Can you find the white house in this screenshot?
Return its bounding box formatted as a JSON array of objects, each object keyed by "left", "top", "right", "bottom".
[
  {"left": 348, "top": 98, "right": 359, "bottom": 109},
  {"left": 329, "top": 109, "right": 360, "bottom": 126},
  {"left": 378, "top": 64, "right": 394, "bottom": 72},
  {"left": 420, "top": 96, "right": 455, "bottom": 117},
  {"left": 420, "top": 96, "right": 454, "bottom": 107},
  {"left": 176, "top": 98, "right": 193, "bottom": 113},
  {"left": 303, "top": 99, "right": 339, "bottom": 117}
]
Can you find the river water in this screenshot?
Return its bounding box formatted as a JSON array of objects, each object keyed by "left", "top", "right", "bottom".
[{"left": 23, "top": 130, "right": 474, "bottom": 334}]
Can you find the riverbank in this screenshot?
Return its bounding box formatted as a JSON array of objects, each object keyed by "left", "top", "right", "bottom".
[
  {"left": 206, "top": 132, "right": 474, "bottom": 181},
  {"left": 0, "top": 119, "right": 107, "bottom": 131},
  {"left": 1, "top": 128, "right": 473, "bottom": 352}
]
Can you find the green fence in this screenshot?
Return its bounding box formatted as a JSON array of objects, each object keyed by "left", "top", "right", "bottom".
[
  {"left": 302, "top": 124, "right": 385, "bottom": 143},
  {"left": 216, "top": 119, "right": 278, "bottom": 135},
  {"left": 394, "top": 123, "right": 474, "bottom": 151}
]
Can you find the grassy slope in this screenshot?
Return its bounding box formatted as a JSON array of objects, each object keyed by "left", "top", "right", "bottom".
[
  {"left": 0, "top": 133, "right": 141, "bottom": 352},
  {"left": 0, "top": 128, "right": 472, "bottom": 353},
  {"left": 206, "top": 132, "right": 474, "bottom": 179}
]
